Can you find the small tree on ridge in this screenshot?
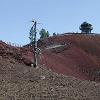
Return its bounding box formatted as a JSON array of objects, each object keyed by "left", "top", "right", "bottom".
[{"left": 39, "top": 28, "right": 49, "bottom": 39}]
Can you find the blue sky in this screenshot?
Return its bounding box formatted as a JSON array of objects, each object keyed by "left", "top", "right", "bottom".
[{"left": 0, "top": 0, "right": 100, "bottom": 44}]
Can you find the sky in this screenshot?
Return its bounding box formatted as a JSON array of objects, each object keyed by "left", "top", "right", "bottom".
[{"left": 0, "top": 0, "right": 100, "bottom": 45}]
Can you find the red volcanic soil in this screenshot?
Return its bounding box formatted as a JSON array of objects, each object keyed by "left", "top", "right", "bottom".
[
  {"left": 1, "top": 37, "right": 100, "bottom": 99},
  {"left": 38, "top": 34, "right": 100, "bottom": 82},
  {"left": 1, "top": 34, "right": 100, "bottom": 82}
]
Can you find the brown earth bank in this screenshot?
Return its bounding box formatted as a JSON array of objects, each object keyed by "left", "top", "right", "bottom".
[
  {"left": 0, "top": 34, "right": 100, "bottom": 99},
  {"left": 0, "top": 55, "right": 100, "bottom": 99}
]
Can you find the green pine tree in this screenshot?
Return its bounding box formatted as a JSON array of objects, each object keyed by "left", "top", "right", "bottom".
[
  {"left": 39, "top": 28, "right": 49, "bottom": 39},
  {"left": 53, "top": 32, "right": 56, "bottom": 36}
]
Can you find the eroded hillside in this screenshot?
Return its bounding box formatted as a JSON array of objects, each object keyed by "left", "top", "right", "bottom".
[
  {"left": 38, "top": 34, "right": 100, "bottom": 82},
  {"left": 0, "top": 34, "right": 100, "bottom": 99}
]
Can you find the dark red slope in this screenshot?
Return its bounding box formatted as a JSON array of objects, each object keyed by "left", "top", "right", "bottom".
[
  {"left": 39, "top": 34, "right": 100, "bottom": 82},
  {"left": 0, "top": 34, "right": 100, "bottom": 82}
]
